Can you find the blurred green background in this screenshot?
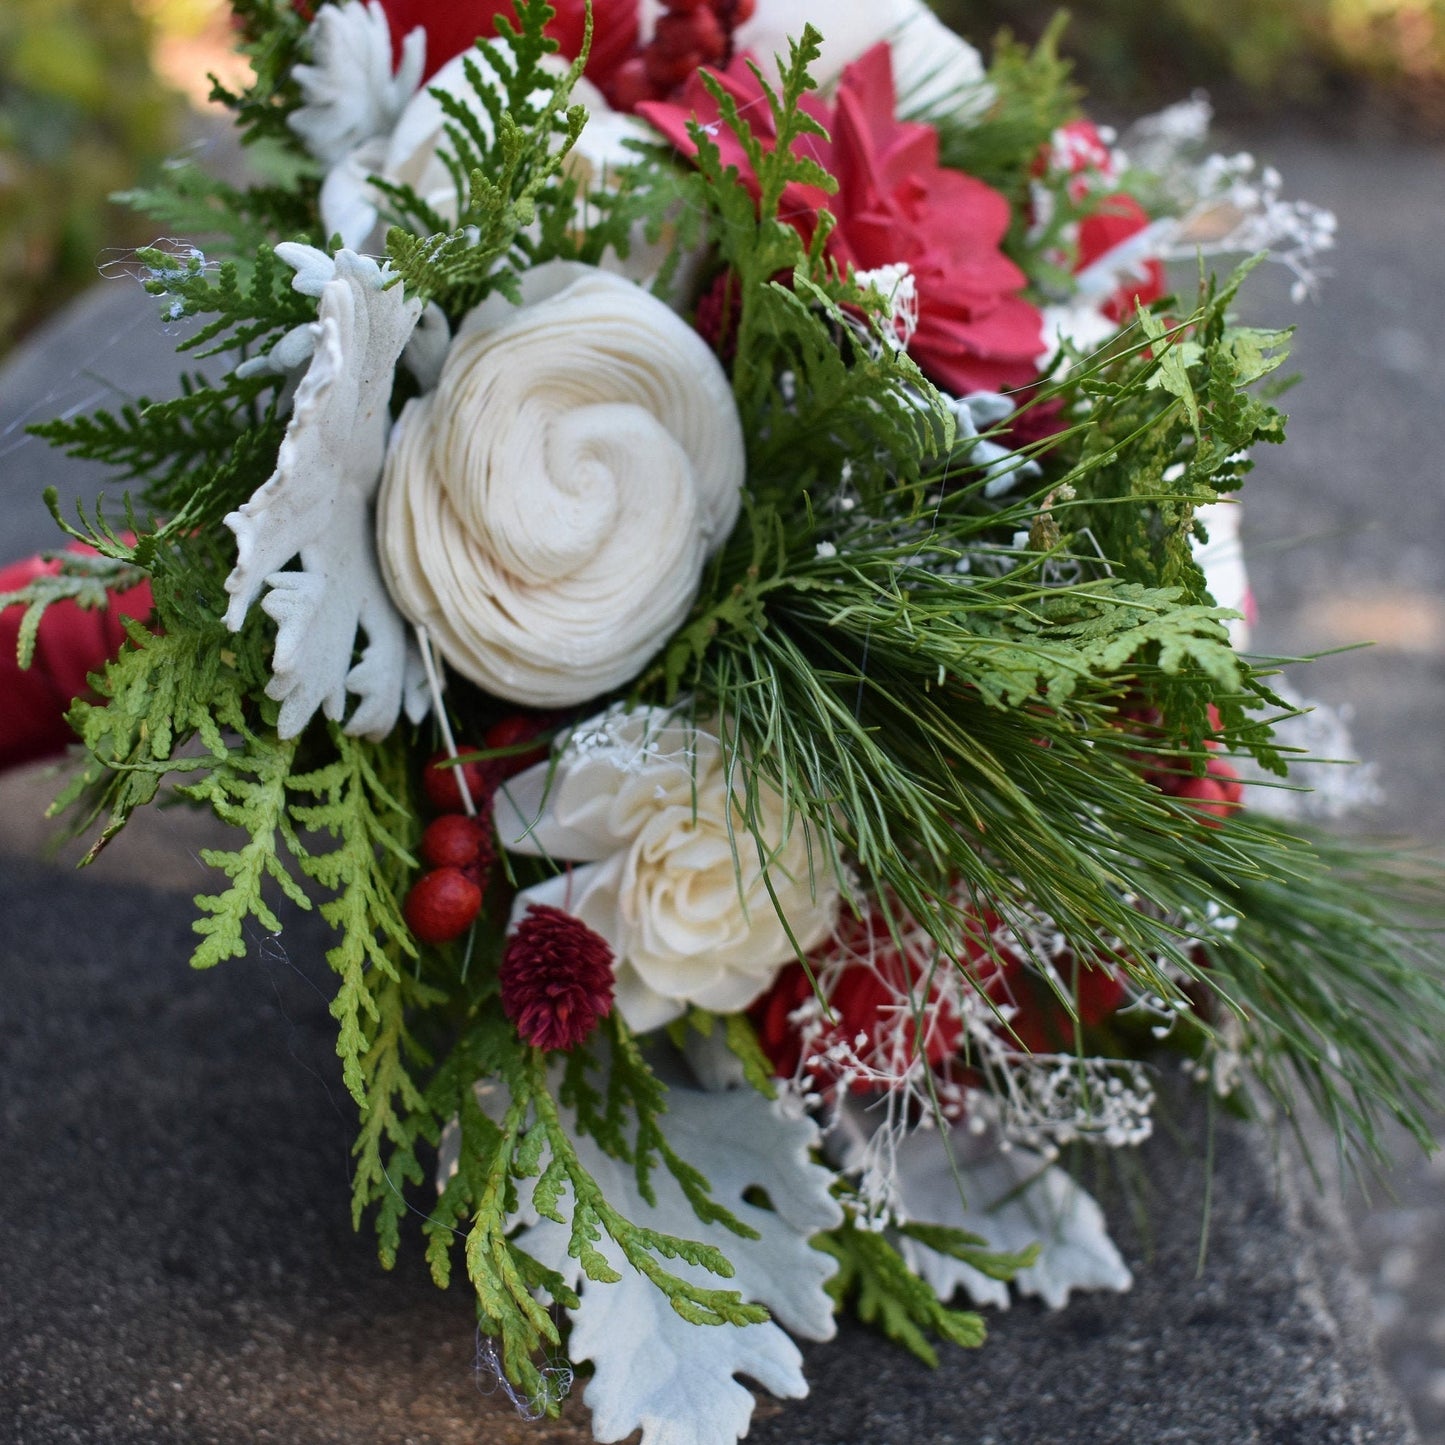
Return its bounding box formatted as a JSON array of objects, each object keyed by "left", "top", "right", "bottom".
[{"left": 2, "top": 0, "right": 1443, "bottom": 359}]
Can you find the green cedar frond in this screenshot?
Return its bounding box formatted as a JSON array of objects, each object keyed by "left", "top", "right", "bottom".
[
  {"left": 127, "top": 243, "right": 316, "bottom": 360},
  {"left": 820, "top": 1208, "right": 1001, "bottom": 1366},
  {"left": 117, "top": 160, "right": 317, "bottom": 262},
  {"left": 213, "top": 0, "right": 312, "bottom": 153},
  {"left": 32, "top": 377, "right": 286, "bottom": 536},
  {"left": 291, "top": 729, "right": 421, "bottom": 1103},
  {"left": 417, "top": 1020, "right": 771, "bottom": 1411},
  {"left": 184, "top": 727, "right": 313, "bottom": 968},
  {"left": 381, "top": 0, "right": 590, "bottom": 314}
]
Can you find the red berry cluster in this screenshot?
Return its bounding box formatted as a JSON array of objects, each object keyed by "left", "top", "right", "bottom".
[
  {"left": 607, "top": 0, "right": 757, "bottom": 110},
  {"left": 403, "top": 715, "right": 552, "bottom": 946},
  {"left": 1126, "top": 703, "right": 1245, "bottom": 827}
]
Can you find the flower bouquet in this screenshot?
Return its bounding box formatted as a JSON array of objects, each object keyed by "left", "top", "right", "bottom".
[{"left": 6, "top": 2, "right": 1443, "bottom": 1442}]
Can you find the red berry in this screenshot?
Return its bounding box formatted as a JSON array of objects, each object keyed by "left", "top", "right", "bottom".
[
  {"left": 729, "top": 0, "right": 756, "bottom": 22},
  {"left": 654, "top": 9, "right": 727, "bottom": 62},
  {"left": 645, "top": 45, "right": 705, "bottom": 88},
  {"left": 1206, "top": 756, "right": 1245, "bottom": 806},
  {"left": 663, "top": 0, "right": 711, "bottom": 12},
  {"left": 421, "top": 749, "right": 491, "bottom": 815},
  {"left": 483, "top": 715, "right": 551, "bottom": 780},
  {"left": 1175, "top": 775, "right": 1235, "bottom": 825},
  {"left": 608, "top": 54, "right": 658, "bottom": 111},
  {"left": 404, "top": 867, "right": 483, "bottom": 945},
  {"left": 420, "top": 813, "right": 496, "bottom": 880}
]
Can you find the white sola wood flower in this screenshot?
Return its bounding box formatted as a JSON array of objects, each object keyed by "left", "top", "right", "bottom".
[
  {"left": 377, "top": 262, "right": 746, "bottom": 708},
  {"left": 223, "top": 244, "right": 426, "bottom": 739},
  {"left": 725, "top": 0, "right": 991, "bottom": 117},
  {"left": 494, "top": 706, "right": 840, "bottom": 1032}
]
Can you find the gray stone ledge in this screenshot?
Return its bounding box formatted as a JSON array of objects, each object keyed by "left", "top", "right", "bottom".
[{"left": 0, "top": 859, "right": 1415, "bottom": 1445}]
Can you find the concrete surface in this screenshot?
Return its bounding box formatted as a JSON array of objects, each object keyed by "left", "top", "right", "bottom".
[
  {"left": 2, "top": 126, "right": 1443, "bottom": 1442},
  {"left": 0, "top": 858, "right": 1419, "bottom": 1444}
]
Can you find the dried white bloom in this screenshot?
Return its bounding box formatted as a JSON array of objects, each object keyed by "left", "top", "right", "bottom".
[
  {"left": 377, "top": 262, "right": 745, "bottom": 707},
  {"left": 494, "top": 706, "right": 840, "bottom": 1033},
  {"left": 854, "top": 263, "right": 920, "bottom": 350},
  {"left": 1121, "top": 96, "right": 1337, "bottom": 302},
  {"left": 289, "top": 2, "right": 425, "bottom": 166},
  {"left": 223, "top": 245, "right": 427, "bottom": 739}
]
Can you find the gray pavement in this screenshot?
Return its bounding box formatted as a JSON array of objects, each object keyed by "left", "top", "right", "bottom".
[
  {"left": 1227, "top": 132, "right": 1445, "bottom": 1445},
  {"left": 1, "top": 126, "right": 1443, "bottom": 1442}
]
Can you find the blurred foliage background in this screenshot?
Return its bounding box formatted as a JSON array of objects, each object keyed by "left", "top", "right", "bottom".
[
  {"left": 940, "top": 0, "right": 1445, "bottom": 128},
  {"left": 1, "top": 0, "right": 1443, "bottom": 359},
  {"left": 0, "top": 0, "right": 175, "bottom": 352}
]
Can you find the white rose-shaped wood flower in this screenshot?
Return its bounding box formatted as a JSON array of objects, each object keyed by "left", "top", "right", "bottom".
[
  {"left": 377, "top": 262, "right": 745, "bottom": 707},
  {"left": 495, "top": 707, "right": 840, "bottom": 1033}
]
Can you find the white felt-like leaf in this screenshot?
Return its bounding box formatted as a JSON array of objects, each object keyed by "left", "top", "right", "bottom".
[
  {"left": 513, "top": 1084, "right": 842, "bottom": 1445},
  {"left": 223, "top": 246, "right": 423, "bottom": 740},
  {"left": 289, "top": 1, "right": 425, "bottom": 166},
  {"left": 892, "top": 1126, "right": 1133, "bottom": 1311}
]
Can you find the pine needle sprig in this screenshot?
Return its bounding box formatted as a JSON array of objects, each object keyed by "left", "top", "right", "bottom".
[{"left": 1201, "top": 827, "right": 1445, "bottom": 1171}]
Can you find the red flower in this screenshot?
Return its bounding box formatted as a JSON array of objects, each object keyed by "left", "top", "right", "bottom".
[
  {"left": 1043, "top": 120, "right": 1164, "bottom": 324},
  {"left": 500, "top": 903, "right": 616, "bottom": 1052},
  {"left": 754, "top": 902, "right": 1130, "bottom": 1090},
  {"left": 1078, "top": 194, "right": 1166, "bottom": 324},
  {"left": 753, "top": 906, "right": 968, "bottom": 1092},
  {"left": 0, "top": 549, "right": 152, "bottom": 775},
  {"left": 639, "top": 44, "right": 1044, "bottom": 395},
  {"left": 374, "top": 0, "right": 639, "bottom": 85}
]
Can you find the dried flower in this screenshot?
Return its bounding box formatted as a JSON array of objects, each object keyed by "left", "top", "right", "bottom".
[{"left": 500, "top": 904, "right": 617, "bottom": 1052}]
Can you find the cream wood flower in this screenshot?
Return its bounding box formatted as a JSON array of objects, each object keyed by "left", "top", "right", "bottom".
[
  {"left": 635, "top": 0, "right": 991, "bottom": 117},
  {"left": 494, "top": 707, "right": 840, "bottom": 1033},
  {"left": 376, "top": 261, "right": 745, "bottom": 707}
]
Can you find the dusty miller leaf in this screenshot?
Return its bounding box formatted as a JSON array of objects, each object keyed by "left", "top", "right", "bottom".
[{"left": 513, "top": 1081, "right": 842, "bottom": 1445}]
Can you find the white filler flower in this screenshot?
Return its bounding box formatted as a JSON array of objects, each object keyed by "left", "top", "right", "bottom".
[
  {"left": 377, "top": 262, "right": 745, "bottom": 707},
  {"left": 495, "top": 707, "right": 840, "bottom": 1033}
]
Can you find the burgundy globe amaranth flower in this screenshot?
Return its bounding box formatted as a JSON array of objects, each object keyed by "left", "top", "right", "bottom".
[{"left": 500, "top": 903, "right": 617, "bottom": 1052}]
